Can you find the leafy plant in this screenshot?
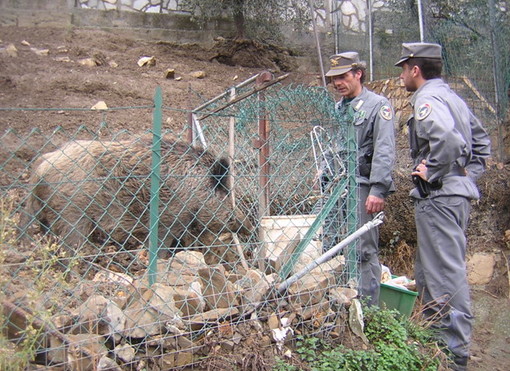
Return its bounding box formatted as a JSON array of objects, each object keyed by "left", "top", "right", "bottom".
[
  {"left": 284, "top": 307, "right": 442, "bottom": 371},
  {"left": 295, "top": 335, "right": 325, "bottom": 363},
  {"left": 273, "top": 357, "right": 298, "bottom": 371}
]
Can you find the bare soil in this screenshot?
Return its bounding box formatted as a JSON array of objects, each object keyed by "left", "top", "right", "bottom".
[{"left": 1, "top": 25, "right": 509, "bottom": 370}]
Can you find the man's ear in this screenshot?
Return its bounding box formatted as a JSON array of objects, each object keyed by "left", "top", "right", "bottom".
[{"left": 412, "top": 65, "right": 420, "bottom": 78}]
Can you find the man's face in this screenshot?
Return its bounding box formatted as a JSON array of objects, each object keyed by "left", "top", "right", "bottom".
[
  {"left": 399, "top": 62, "right": 418, "bottom": 92},
  {"left": 331, "top": 70, "right": 362, "bottom": 99}
]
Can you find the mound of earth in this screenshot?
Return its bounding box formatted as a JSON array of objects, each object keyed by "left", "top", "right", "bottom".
[{"left": 208, "top": 37, "right": 298, "bottom": 72}]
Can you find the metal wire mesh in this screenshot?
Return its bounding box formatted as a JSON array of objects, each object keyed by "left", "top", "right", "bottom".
[{"left": 0, "top": 82, "right": 360, "bottom": 369}]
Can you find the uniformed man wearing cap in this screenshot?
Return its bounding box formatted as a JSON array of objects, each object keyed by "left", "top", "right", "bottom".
[
  {"left": 324, "top": 51, "right": 396, "bottom": 307},
  {"left": 396, "top": 42, "right": 491, "bottom": 370}
]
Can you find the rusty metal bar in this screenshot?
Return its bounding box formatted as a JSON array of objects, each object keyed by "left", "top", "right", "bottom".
[
  {"left": 255, "top": 71, "right": 273, "bottom": 271},
  {"left": 228, "top": 87, "right": 237, "bottom": 208},
  {"left": 256, "top": 71, "right": 273, "bottom": 217},
  {"left": 196, "top": 73, "right": 289, "bottom": 121},
  {"left": 193, "top": 74, "right": 259, "bottom": 113}
]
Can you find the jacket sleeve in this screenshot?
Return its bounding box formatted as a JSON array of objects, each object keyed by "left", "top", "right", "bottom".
[
  {"left": 466, "top": 111, "right": 491, "bottom": 181},
  {"left": 369, "top": 99, "right": 396, "bottom": 198},
  {"left": 416, "top": 96, "right": 467, "bottom": 183}
]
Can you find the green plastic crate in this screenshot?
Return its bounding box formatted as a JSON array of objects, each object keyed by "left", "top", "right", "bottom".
[{"left": 379, "top": 279, "right": 419, "bottom": 317}]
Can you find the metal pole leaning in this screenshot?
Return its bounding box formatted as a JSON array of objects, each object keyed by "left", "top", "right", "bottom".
[{"left": 277, "top": 212, "right": 385, "bottom": 294}]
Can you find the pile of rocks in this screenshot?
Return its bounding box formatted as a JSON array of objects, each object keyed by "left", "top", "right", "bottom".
[{"left": 33, "top": 244, "right": 358, "bottom": 369}]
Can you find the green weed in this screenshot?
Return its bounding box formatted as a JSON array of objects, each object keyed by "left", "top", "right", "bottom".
[{"left": 274, "top": 306, "right": 442, "bottom": 371}]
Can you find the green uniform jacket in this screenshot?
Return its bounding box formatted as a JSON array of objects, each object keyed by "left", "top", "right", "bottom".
[{"left": 335, "top": 87, "right": 396, "bottom": 199}]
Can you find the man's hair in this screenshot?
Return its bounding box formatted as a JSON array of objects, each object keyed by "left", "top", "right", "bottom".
[
  {"left": 351, "top": 65, "right": 366, "bottom": 84},
  {"left": 407, "top": 58, "right": 442, "bottom": 79}
]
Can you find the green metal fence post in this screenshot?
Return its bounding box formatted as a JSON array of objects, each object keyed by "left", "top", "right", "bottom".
[
  {"left": 148, "top": 86, "right": 163, "bottom": 286},
  {"left": 346, "top": 121, "right": 358, "bottom": 283}
]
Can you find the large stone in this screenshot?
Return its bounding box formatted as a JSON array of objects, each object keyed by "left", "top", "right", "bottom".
[
  {"left": 124, "top": 284, "right": 183, "bottom": 338},
  {"left": 329, "top": 287, "right": 358, "bottom": 306},
  {"left": 30, "top": 47, "right": 49, "bottom": 56},
  {"left": 72, "top": 295, "right": 126, "bottom": 337},
  {"left": 313, "top": 255, "right": 346, "bottom": 276},
  {"left": 266, "top": 230, "right": 301, "bottom": 272},
  {"left": 93, "top": 270, "right": 133, "bottom": 286},
  {"left": 91, "top": 101, "right": 108, "bottom": 110},
  {"left": 3, "top": 43, "right": 18, "bottom": 57},
  {"left": 114, "top": 343, "right": 136, "bottom": 363},
  {"left": 97, "top": 355, "right": 122, "bottom": 370},
  {"left": 186, "top": 307, "right": 240, "bottom": 328},
  {"left": 66, "top": 334, "right": 109, "bottom": 371},
  {"left": 348, "top": 299, "right": 368, "bottom": 344},
  {"left": 198, "top": 266, "right": 239, "bottom": 309},
  {"left": 78, "top": 57, "right": 98, "bottom": 67},
  {"left": 170, "top": 251, "right": 208, "bottom": 275},
  {"left": 295, "top": 299, "right": 331, "bottom": 321},
  {"left": 48, "top": 335, "right": 66, "bottom": 365},
  {"left": 137, "top": 56, "right": 156, "bottom": 67},
  {"left": 340, "top": 1, "right": 357, "bottom": 16},
  {"left": 237, "top": 272, "right": 277, "bottom": 311},
  {"left": 175, "top": 351, "right": 194, "bottom": 367},
  {"left": 164, "top": 272, "right": 200, "bottom": 287},
  {"left": 135, "top": 258, "right": 203, "bottom": 287},
  {"left": 123, "top": 300, "right": 160, "bottom": 338},
  {"left": 467, "top": 253, "right": 496, "bottom": 285},
  {"left": 267, "top": 313, "right": 280, "bottom": 330},
  {"left": 288, "top": 272, "right": 335, "bottom": 306},
  {"left": 165, "top": 68, "right": 175, "bottom": 79},
  {"left": 169, "top": 283, "right": 205, "bottom": 318},
  {"left": 190, "top": 70, "right": 206, "bottom": 78},
  {"left": 143, "top": 284, "right": 183, "bottom": 318}
]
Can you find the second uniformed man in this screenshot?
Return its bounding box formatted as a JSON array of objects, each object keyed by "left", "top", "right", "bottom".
[{"left": 396, "top": 42, "right": 491, "bottom": 370}]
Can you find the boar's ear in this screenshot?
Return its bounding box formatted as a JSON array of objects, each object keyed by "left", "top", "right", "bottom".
[{"left": 210, "top": 157, "right": 230, "bottom": 195}]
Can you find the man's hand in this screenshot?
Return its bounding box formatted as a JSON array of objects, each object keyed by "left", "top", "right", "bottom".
[
  {"left": 411, "top": 159, "right": 428, "bottom": 181},
  {"left": 366, "top": 195, "right": 385, "bottom": 214}
]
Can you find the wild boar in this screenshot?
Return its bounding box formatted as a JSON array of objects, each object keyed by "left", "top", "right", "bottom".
[{"left": 20, "top": 135, "right": 251, "bottom": 253}]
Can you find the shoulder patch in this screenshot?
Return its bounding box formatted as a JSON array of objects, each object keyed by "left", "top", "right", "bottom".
[
  {"left": 379, "top": 105, "right": 393, "bottom": 121},
  {"left": 416, "top": 103, "right": 432, "bottom": 120}
]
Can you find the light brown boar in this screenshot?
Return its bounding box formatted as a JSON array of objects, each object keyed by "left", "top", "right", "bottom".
[{"left": 20, "top": 135, "right": 252, "bottom": 253}]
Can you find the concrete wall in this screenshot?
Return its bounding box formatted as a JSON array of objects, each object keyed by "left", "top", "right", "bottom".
[{"left": 0, "top": 0, "right": 236, "bottom": 45}]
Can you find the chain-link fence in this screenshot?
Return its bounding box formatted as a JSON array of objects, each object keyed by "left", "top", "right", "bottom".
[
  {"left": 327, "top": 0, "right": 509, "bottom": 158},
  {"left": 0, "top": 80, "right": 365, "bottom": 369}
]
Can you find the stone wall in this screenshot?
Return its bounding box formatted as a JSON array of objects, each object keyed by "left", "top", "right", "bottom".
[{"left": 0, "top": 0, "right": 236, "bottom": 45}]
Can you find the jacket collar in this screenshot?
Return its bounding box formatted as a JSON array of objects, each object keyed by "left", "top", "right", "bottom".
[
  {"left": 338, "top": 86, "right": 368, "bottom": 111},
  {"left": 410, "top": 78, "right": 443, "bottom": 106}
]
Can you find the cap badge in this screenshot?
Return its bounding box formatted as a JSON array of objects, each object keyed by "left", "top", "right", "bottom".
[
  {"left": 416, "top": 103, "right": 432, "bottom": 120},
  {"left": 331, "top": 58, "right": 339, "bottom": 66}
]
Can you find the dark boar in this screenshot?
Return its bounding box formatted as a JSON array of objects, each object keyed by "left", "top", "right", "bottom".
[{"left": 20, "top": 135, "right": 251, "bottom": 252}]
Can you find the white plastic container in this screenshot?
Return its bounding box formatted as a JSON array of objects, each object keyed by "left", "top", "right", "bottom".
[{"left": 259, "top": 215, "right": 322, "bottom": 274}]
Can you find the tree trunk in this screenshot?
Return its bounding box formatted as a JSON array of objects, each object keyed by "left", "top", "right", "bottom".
[{"left": 232, "top": 0, "right": 246, "bottom": 39}]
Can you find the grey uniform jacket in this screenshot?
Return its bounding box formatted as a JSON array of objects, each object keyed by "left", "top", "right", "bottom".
[
  {"left": 335, "top": 87, "right": 396, "bottom": 199},
  {"left": 407, "top": 78, "right": 491, "bottom": 200}
]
